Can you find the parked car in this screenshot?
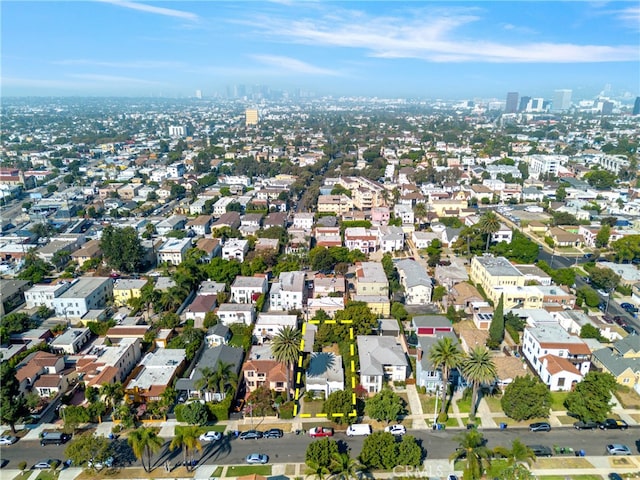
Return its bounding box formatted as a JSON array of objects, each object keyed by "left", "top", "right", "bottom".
[
  {"left": 199, "top": 431, "right": 222, "bottom": 442},
  {"left": 599, "top": 419, "right": 628, "bottom": 430},
  {"left": 609, "top": 473, "right": 624, "bottom": 480},
  {"left": 597, "top": 289, "right": 609, "bottom": 297},
  {"left": 0, "top": 436, "right": 18, "bottom": 445},
  {"left": 263, "top": 428, "right": 283, "bottom": 439},
  {"left": 621, "top": 302, "right": 634, "bottom": 310},
  {"left": 239, "top": 430, "right": 263, "bottom": 440},
  {"left": 527, "top": 445, "right": 553, "bottom": 457},
  {"left": 88, "top": 456, "right": 114, "bottom": 470},
  {"left": 607, "top": 444, "right": 632, "bottom": 456},
  {"left": 245, "top": 453, "right": 268, "bottom": 464},
  {"left": 33, "top": 459, "right": 59, "bottom": 469},
  {"left": 309, "top": 427, "right": 334, "bottom": 438},
  {"left": 384, "top": 424, "right": 406, "bottom": 436},
  {"left": 623, "top": 324, "right": 638, "bottom": 335},
  {"left": 529, "top": 422, "right": 551, "bottom": 432},
  {"left": 573, "top": 421, "right": 598, "bottom": 430}
]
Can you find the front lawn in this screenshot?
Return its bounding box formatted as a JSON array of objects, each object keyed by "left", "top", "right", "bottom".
[
  {"left": 301, "top": 399, "right": 325, "bottom": 416},
  {"left": 174, "top": 425, "right": 226, "bottom": 437},
  {"left": 419, "top": 395, "right": 437, "bottom": 414},
  {"left": 455, "top": 397, "right": 471, "bottom": 414},
  {"left": 615, "top": 386, "right": 640, "bottom": 409},
  {"left": 225, "top": 465, "right": 272, "bottom": 477},
  {"left": 493, "top": 416, "right": 549, "bottom": 428},
  {"left": 550, "top": 392, "right": 570, "bottom": 411},
  {"left": 34, "top": 472, "right": 59, "bottom": 480},
  {"left": 556, "top": 415, "right": 576, "bottom": 425},
  {"left": 483, "top": 395, "right": 503, "bottom": 413}
]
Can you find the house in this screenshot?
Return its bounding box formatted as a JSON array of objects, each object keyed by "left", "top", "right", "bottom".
[
  {"left": 357, "top": 335, "right": 409, "bottom": 394},
  {"left": 156, "top": 215, "right": 187, "bottom": 236},
  {"left": 548, "top": 227, "right": 583, "bottom": 247},
  {"left": 212, "top": 211, "right": 241, "bottom": 230},
  {"left": 243, "top": 359, "right": 289, "bottom": 395},
  {"left": 241, "top": 213, "right": 263, "bottom": 229},
  {"left": 106, "top": 324, "right": 152, "bottom": 340},
  {"left": 522, "top": 323, "right": 591, "bottom": 391},
  {"left": 205, "top": 324, "right": 231, "bottom": 347},
  {"left": 70, "top": 239, "right": 102, "bottom": 268},
  {"left": 15, "top": 351, "right": 68, "bottom": 396},
  {"left": 0, "top": 279, "right": 30, "bottom": 316},
  {"left": 186, "top": 215, "right": 213, "bottom": 236},
  {"left": 355, "top": 262, "right": 388, "bottom": 297},
  {"left": 230, "top": 275, "right": 268, "bottom": 304},
  {"left": 377, "top": 226, "right": 405, "bottom": 253},
  {"left": 412, "top": 231, "right": 440, "bottom": 249},
  {"left": 78, "top": 337, "right": 142, "bottom": 388},
  {"left": 254, "top": 313, "right": 298, "bottom": 342},
  {"left": 597, "top": 262, "right": 640, "bottom": 287},
  {"left": 195, "top": 238, "right": 221, "bottom": 262},
  {"left": 222, "top": 239, "right": 249, "bottom": 263},
  {"left": 264, "top": 212, "right": 287, "bottom": 229},
  {"left": 312, "top": 275, "right": 346, "bottom": 298},
  {"left": 269, "top": 271, "right": 306, "bottom": 311},
  {"left": 51, "top": 327, "right": 92, "bottom": 354},
  {"left": 491, "top": 224, "right": 513, "bottom": 244},
  {"left": 157, "top": 237, "right": 192, "bottom": 266},
  {"left": 113, "top": 279, "right": 148, "bottom": 307},
  {"left": 371, "top": 207, "right": 390, "bottom": 226},
  {"left": 415, "top": 331, "right": 459, "bottom": 392},
  {"left": 255, "top": 238, "right": 279, "bottom": 253},
  {"left": 434, "top": 257, "right": 469, "bottom": 289},
  {"left": 314, "top": 226, "right": 342, "bottom": 248},
  {"left": 411, "top": 315, "right": 454, "bottom": 336},
  {"left": 306, "top": 352, "right": 345, "bottom": 398},
  {"left": 395, "top": 259, "right": 432, "bottom": 305},
  {"left": 553, "top": 310, "right": 621, "bottom": 342},
  {"left": 307, "top": 296, "right": 345, "bottom": 319},
  {"left": 344, "top": 227, "right": 378, "bottom": 254},
  {"left": 393, "top": 204, "right": 415, "bottom": 225},
  {"left": 293, "top": 213, "right": 314, "bottom": 230},
  {"left": 217, "top": 303, "right": 256, "bottom": 326},
  {"left": 471, "top": 304, "right": 493, "bottom": 330},
  {"left": 125, "top": 348, "right": 186, "bottom": 402},
  {"left": 184, "top": 295, "right": 218, "bottom": 329},
  {"left": 592, "top": 336, "right": 640, "bottom": 392},
  {"left": 175, "top": 344, "right": 243, "bottom": 402},
  {"left": 197, "top": 281, "right": 226, "bottom": 296},
  {"left": 49, "top": 277, "right": 113, "bottom": 318}
]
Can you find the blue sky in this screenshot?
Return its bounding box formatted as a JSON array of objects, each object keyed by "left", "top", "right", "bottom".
[{"left": 2, "top": 1, "right": 639, "bottom": 99}]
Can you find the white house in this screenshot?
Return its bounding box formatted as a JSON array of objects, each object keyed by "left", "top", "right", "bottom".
[
  {"left": 357, "top": 335, "right": 409, "bottom": 394},
  {"left": 305, "top": 352, "right": 345, "bottom": 398},
  {"left": 50, "top": 277, "right": 113, "bottom": 318},
  {"left": 157, "top": 237, "right": 192, "bottom": 266},
  {"left": 269, "top": 271, "right": 306, "bottom": 311},
  {"left": 254, "top": 313, "right": 298, "bottom": 342},
  {"left": 230, "top": 275, "right": 268, "bottom": 304},
  {"left": 395, "top": 259, "right": 432, "bottom": 305},
  {"left": 293, "top": 213, "right": 314, "bottom": 231},
  {"left": 51, "top": 327, "right": 92, "bottom": 354},
  {"left": 216, "top": 303, "right": 256, "bottom": 326},
  {"left": 412, "top": 231, "right": 440, "bottom": 249},
  {"left": 25, "top": 282, "right": 73, "bottom": 309},
  {"left": 376, "top": 226, "right": 405, "bottom": 253},
  {"left": 222, "top": 239, "right": 249, "bottom": 263}
]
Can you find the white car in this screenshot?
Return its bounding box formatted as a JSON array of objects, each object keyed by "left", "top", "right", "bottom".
[
  {"left": 384, "top": 424, "right": 406, "bottom": 436},
  {"left": 33, "top": 459, "right": 58, "bottom": 469},
  {"left": 88, "top": 456, "right": 114, "bottom": 469},
  {"left": 199, "top": 431, "right": 222, "bottom": 442},
  {"left": 0, "top": 436, "right": 17, "bottom": 445}
]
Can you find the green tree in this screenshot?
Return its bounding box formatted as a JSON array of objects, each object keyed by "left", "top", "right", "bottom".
[
  {"left": 271, "top": 326, "right": 302, "bottom": 401},
  {"left": 595, "top": 225, "right": 611, "bottom": 248},
  {"left": 611, "top": 235, "right": 640, "bottom": 262},
  {"left": 589, "top": 267, "right": 620, "bottom": 293},
  {"left": 493, "top": 438, "right": 536, "bottom": 467},
  {"left": 100, "top": 225, "right": 144, "bottom": 273},
  {"left": 170, "top": 426, "right": 202, "bottom": 472},
  {"left": 62, "top": 405, "right": 90, "bottom": 433},
  {"left": 396, "top": 435, "right": 423, "bottom": 467},
  {"left": 449, "top": 429, "right": 493, "bottom": 480},
  {"left": 390, "top": 302, "right": 408, "bottom": 322},
  {"left": 487, "top": 294, "right": 504, "bottom": 349},
  {"left": 0, "top": 363, "right": 27, "bottom": 433},
  {"left": 564, "top": 371, "right": 617, "bottom": 422},
  {"left": 429, "top": 337, "right": 464, "bottom": 414},
  {"left": 359, "top": 431, "right": 398, "bottom": 469},
  {"left": 426, "top": 239, "right": 443, "bottom": 267},
  {"left": 501, "top": 376, "right": 551, "bottom": 421},
  {"left": 305, "top": 437, "right": 339, "bottom": 473},
  {"left": 501, "top": 463, "right": 537, "bottom": 480},
  {"left": 64, "top": 433, "right": 110, "bottom": 472},
  {"left": 580, "top": 324, "right": 606, "bottom": 342},
  {"left": 364, "top": 389, "right": 406, "bottom": 423},
  {"left": 195, "top": 362, "right": 238, "bottom": 401},
  {"left": 432, "top": 285, "right": 447, "bottom": 303},
  {"left": 99, "top": 382, "right": 124, "bottom": 411},
  {"left": 413, "top": 202, "right": 427, "bottom": 225},
  {"left": 555, "top": 184, "right": 567, "bottom": 201},
  {"left": 584, "top": 169, "right": 617, "bottom": 190},
  {"left": 576, "top": 285, "right": 601, "bottom": 308},
  {"left": 461, "top": 346, "right": 497, "bottom": 418},
  {"left": 477, "top": 212, "right": 501, "bottom": 252},
  {"left": 17, "top": 249, "right": 53, "bottom": 283},
  {"left": 322, "top": 390, "right": 356, "bottom": 424},
  {"left": 330, "top": 451, "right": 363, "bottom": 480},
  {"left": 127, "top": 427, "right": 163, "bottom": 473}
]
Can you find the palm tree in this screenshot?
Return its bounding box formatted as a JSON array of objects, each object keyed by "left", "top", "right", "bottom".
[
  {"left": 449, "top": 429, "right": 493, "bottom": 480},
  {"left": 461, "top": 346, "right": 497, "bottom": 418},
  {"left": 305, "top": 461, "right": 331, "bottom": 480},
  {"left": 195, "top": 362, "right": 238, "bottom": 401},
  {"left": 428, "top": 337, "right": 464, "bottom": 415},
  {"left": 477, "top": 211, "right": 501, "bottom": 252},
  {"left": 330, "top": 452, "right": 363, "bottom": 480},
  {"left": 271, "top": 325, "right": 302, "bottom": 401},
  {"left": 413, "top": 202, "right": 428, "bottom": 226},
  {"left": 169, "top": 426, "right": 202, "bottom": 472},
  {"left": 99, "top": 382, "right": 124, "bottom": 411},
  {"left": 127, "top": 427, "right": 163, "bottom": 473},
  {"left": 494, "top": 438, "right": 536, "bottom": 467}
]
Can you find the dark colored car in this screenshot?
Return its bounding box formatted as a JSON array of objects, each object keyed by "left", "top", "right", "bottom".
[
  {"left": 239, "top": 430, "right": 263, "bottom": 440},
  {"left": 527, "top": 445, "right": 552, "bottom": 457},
  {"left": 529, "top": 422, "right": 551, "bottom": 432},
  {"left": 623, "top": 324, "right": 638, "bottom": 335},
  {"left": 599, "top": 419, "right": 628, "bottom": 430},
  {"left": 573, "top": 421, "right": 598, "bottom": 430},
  {"left": 609, "top": 474, "right": 623, "bottom": 480},
  {"left": 263, "top": 428, "right": 283, "bottom": 439}
]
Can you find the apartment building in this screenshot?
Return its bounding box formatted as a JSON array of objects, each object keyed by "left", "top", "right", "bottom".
[
  {"left": 354, "top": 262, "right": 389, "bottom": 297},
  {"left": 157, "top": 237, "right": 192, "bottom": 266},
  {"left": 470, "top": 255, "right": 525, "bottom": 295},
  {"left": 113, "top": 279, "right": 148, "bottom": 307},
  {"left": 317, "top": 194, "right": 353, "bottom": 215},
  {"left": 50, "top": 277, "right": 113, "bottom": 318},
  {"left": 230, "top": 275, "right": 268, "bottom": 304},
  {"left": 344, "top": 227, "right": 378, "bottom": 254},
  {"left": 269, "top": 271, "right": 306, "bottom": 311}
]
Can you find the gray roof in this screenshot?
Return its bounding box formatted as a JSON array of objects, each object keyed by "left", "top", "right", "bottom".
[
  {"left": 412, "top": 315, "right": 452, "bottom": 329},
  {"left": 207, "top": 323, "right": 230, "bottom": 338},
  {"left": 395, "top": 259, "right": 431, "bottom": 288},
  {"left": 614, "top": 335, "right": 640, "bottom": 356},
  {"left": 306, "top": 352, "right": 344, "bottom": 383},
  {"left": 231, "top": 276, "right": 266, "bottom": 288},
  {"left": 474, "top": 255, "right": 523, "bottom": 277},
  {"left": 592, "top": 347, "right": 640, "bottom": 377},
  {"left": 175, "top": 344, "right": 244, "bottom": 392},
  {"left": 357, "top": 335, "right": 408, "bottom": 376},
  {"left": 417, "top": 331, "right": 458, "bottom": 371}
]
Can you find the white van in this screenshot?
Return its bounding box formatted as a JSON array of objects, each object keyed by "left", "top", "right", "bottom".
[{"left": 346, "top": 424, "right": 372, "bottom": 437}]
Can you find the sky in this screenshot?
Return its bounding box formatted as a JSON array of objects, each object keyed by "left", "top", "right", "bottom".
[{"left": 2, "top": 1, "right": 639, "bottom": 99}]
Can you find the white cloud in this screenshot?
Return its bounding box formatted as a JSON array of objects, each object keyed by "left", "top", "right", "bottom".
[
  {"left": 99, "top": 0, "right": 199, "bottom": 22},
  {"left": 68, "top": 73, "right": 162, "bottom": 85},
  {"left": 52, "top": 59, "right": 185, "bottom": 69},
  {"left": 243, "top": 7, "right": 638, "bottom": 63},
  {"left": 250, "top": 55, "right": 342, "bottom": 76}
]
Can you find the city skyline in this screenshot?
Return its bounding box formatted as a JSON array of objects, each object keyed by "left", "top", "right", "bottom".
[{"left": 2, "top": 1, "right": 639, "bottom": 99}]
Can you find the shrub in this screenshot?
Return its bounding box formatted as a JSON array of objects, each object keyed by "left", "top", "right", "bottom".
[
  {"left": 207, "top": 396, "right": 232, "bottom": 422},
  {"left": 18, "top": 461, "right": 27, "bottom": 471},
  {"left": 437, "top": 412, "right": 448, "bottom": 423},
  {"left": 279, "top": 401, "right": 295, "bottom": 419}
]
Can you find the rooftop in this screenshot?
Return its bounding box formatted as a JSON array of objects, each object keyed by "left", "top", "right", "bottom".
[
  {"left": 475, "top": 255, "right": 523, "bottom": 277},
  {"left": 58, "top": 277, "right": 111, "bottom": 299},
  {"left": 126, "top": 348, "right": 186, "bottom": 391}
]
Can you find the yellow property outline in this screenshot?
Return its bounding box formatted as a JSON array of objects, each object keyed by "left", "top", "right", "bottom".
[{"left": 293, "top": 319, "right": 358, "bottom": 418}]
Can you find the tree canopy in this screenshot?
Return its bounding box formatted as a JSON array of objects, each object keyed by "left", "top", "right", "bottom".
[
  {"left": 501, "top": 375, "right": 551, "bottom": 421},
  {"left": 100, "top": 225, "right": 144, "bottom": 273},
  {"left": 359, "top": 432, "right": 422, "bottom": 469},
  {"left": 364, "top": 389, "right": 406, "bottom": 423},
  {"left": 564, "top": 371, "right": 617, "bottom": 422}
]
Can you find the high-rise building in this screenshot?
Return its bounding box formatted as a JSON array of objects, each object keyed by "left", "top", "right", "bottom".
[
  {"left": 505, "top": 92, "right": 519, "bottom": 113},
  {"left": 553, "top": 89, "right": 572, "bottom": 111},
  {"left": 195, "top": 89, "right": 202, "bottom": 99},
  {"left": 518, "top": 96, "right": 531, "bottom": 112},
  {"left": 168, "top": 125, "right": 188, "bottom": 137},
  {"left": 245, "top": 109, "right": 259, "bottom": 127},
  {"left": 633, "top": 97, "right": 640, "bottom": 115},
  {"left": 600, "top": 101, "right": 614, "bottom": 115}
]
